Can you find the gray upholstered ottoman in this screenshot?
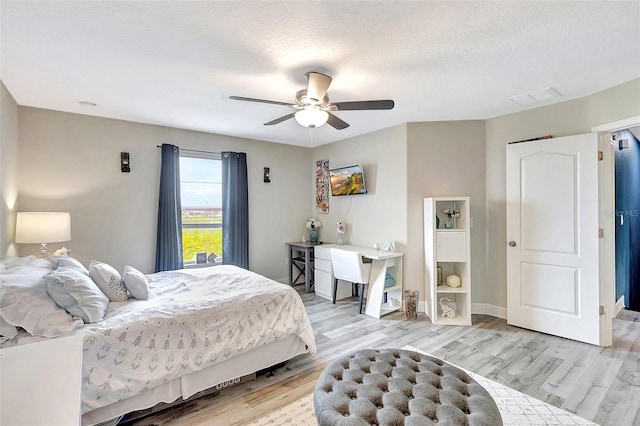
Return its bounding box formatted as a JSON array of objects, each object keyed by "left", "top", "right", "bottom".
[{"left": 314, "top": 348, "right": 502, "bottom": 426}]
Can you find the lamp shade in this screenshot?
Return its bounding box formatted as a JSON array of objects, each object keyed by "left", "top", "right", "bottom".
[
  {"left": 15, "top": 212, "right": 71, "bottom": 244},
  {"left": 295, "top": 108, "right": 329, "bottom": 128}
]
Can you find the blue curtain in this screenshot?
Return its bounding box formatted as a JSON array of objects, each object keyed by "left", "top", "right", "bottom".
[
  {"left": 221, "top": 151, "right": 249, "bottom": 269},
  {"left": 155, "top": 144, "right": 184, "bottom": 272}
]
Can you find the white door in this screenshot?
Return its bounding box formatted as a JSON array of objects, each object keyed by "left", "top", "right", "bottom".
[{"left": 506, "top": 133, "right": 601, "bottom": 345}]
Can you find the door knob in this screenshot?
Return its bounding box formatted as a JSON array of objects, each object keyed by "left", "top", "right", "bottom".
[{"left": 508, "top": 241, "right": 517, "bottom": 247}]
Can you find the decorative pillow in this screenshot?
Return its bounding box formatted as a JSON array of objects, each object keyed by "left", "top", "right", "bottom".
[
  {"left": 0, "top": 279, "right": 83, "bottom": 338},
  {"left": 51, "top": 256, "right": 89, "bottom": 275},
  {"left": 45, "top": 269, "right": 109, "bottom": 323},
  {"left": 122, "top": 265, "right": 149, "bottom": 300},
  {"left": 88, "top": 260, "right": 128, "bottom": 302}
]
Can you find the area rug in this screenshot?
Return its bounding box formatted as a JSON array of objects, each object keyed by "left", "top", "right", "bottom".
[{"left": 250, "top": 346, "right": 596, "bottom": 425}]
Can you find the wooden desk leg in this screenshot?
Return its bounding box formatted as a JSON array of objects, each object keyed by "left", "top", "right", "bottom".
[
  {"left": 305, "top": 249, "right": 311, "bottom": 293},
  {"left": 288, "top": 247, "right": 294, "bottom": 286}
]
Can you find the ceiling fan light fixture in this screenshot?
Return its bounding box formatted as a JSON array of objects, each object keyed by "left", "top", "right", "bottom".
[{"left": 295, "top": 108, "right": 329, "bottom": 128}]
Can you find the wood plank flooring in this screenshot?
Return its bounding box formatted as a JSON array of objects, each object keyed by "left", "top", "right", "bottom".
[{"left": 125, "top": 290, "right": 640, "bottom": 426}]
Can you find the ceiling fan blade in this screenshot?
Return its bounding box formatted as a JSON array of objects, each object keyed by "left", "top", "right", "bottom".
[
  {"left": 334, "top": 100, "right": 395, "bottom": 110},
  {"left": 229, "top": 96, "right": 294, "bottom": 107},
  {"left": 264, "top": 113, "right": 296, "bottom": 126},
  {"left": 305, "top": 72, "right": 332, "bottom": 103},
  {"left": 326, "top": 112, "right": 350, "bottom": 130}
]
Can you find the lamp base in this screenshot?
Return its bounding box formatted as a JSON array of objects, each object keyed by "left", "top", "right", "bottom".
[{"left": 40, "top": 243, "right": 48, "bottom": 259}]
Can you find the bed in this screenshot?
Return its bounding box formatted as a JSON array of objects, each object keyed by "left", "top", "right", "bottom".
[{"left": 0, "top": 256, "right": 317, "bottom": 425}]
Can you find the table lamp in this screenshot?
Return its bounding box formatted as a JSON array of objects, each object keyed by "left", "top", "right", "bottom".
[{"left": 15, "top": 212, "right": 71, "bottom": 258}]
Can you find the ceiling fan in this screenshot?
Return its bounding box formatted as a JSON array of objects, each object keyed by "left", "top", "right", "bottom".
[{"left": 229, "top": 72, "right": 394, "bottom": 130}]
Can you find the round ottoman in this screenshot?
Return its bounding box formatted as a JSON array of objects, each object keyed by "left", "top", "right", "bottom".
[{"left": 313, "top": 348, "right": 502, "bottom": 426}]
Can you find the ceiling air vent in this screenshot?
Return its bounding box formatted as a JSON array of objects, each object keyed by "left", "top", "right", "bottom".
[{"left": 509, "top": 87, "right": 561, "bottom": 106}]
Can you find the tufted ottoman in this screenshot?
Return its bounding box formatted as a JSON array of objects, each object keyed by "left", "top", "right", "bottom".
[{"left": 313, "top": 348, "right": 502, "bottom": 425}]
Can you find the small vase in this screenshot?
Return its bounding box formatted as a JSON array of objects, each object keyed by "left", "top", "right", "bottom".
[
  {"left": 444, "top": 217, "right": 453, "bottom": 229},
  {"left": 337, "top": 234, "right": 344, "bottom": 245},
  {"left": 309, "top": 228, "right": 319, "bottom": 245}
]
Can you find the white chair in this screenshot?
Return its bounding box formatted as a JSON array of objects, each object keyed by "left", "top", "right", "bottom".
[{"left": 329, "top": 248, "right": 372, "bottom": 314}]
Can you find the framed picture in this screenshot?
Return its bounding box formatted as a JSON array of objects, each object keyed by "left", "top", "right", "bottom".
[{"left": 196, "top": 252, "right": 207, "bottom": 264}]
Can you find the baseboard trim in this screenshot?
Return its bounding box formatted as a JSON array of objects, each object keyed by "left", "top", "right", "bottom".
[
  {"left": 471, "top": 303, "right": 507, "bottom": 319},
  {"left": 615, "top": 295, "right": 625, "bottom": 317}
]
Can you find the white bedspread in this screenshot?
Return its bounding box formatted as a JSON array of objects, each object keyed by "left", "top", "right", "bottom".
[{"left": 79, "top": 265, "right": 316, "bottom": 414}]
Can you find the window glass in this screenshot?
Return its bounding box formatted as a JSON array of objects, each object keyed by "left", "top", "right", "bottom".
[{"left": 179, "top": 155, "right": 222, "bottom": 264}]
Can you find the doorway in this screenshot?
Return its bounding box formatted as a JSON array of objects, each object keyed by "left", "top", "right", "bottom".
[{"left": 612, "top": 126, "right": 640, "bottom": 312}]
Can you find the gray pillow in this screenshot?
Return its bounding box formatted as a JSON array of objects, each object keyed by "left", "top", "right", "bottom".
[
  {"left": 45, "top": 269, "right": 109, "bottom": 323},
  {"left": 88, "top": 260, "right": 128, "bottom": 302},
  {"left": 122, "top": 265, "right": 149, "bottom": 300}
]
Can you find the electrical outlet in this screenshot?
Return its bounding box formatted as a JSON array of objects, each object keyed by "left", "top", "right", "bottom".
[{"left": 470, "top": 217, "right": 474, "bottom": 228}]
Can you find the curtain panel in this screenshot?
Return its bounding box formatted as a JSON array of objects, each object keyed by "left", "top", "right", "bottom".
[
  {"left": 221, "top": 151, "right": 249, "bottom": 269},
  {"left": 155, "top": 144, "right": 184, "bottom": 272}
]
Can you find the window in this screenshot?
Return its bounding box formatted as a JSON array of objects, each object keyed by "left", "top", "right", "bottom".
[{"left": 179, "top": 153, "right": 222, "bottom": 264}]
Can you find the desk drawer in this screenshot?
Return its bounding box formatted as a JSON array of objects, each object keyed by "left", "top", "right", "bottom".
[
  {"left": 314, "top": 258, "right": 331, "bottom": 273},
  {"left": 314, "top": 246, "right": 331, "bottom": 261}
]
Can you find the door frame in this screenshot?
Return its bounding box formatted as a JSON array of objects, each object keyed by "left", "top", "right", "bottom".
[{"left": 593, "top": 115, "right": 640, "bottom": 346}]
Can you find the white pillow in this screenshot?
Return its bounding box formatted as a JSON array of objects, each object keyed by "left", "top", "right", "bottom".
[
  {"left": 51, "top": 256, "right": 89, "bottom": 275},
  {"left": 0, "top": 279, "right": 83, "bottom": 338},
  {"left": 45, "top": 269, "right": 109, "bottom": 323},
  {"left": 122, "top": 265, "right": 149, "bottom": 300},
  {"left": 88, "top": 260, "right": 128, "bottom": 302}
]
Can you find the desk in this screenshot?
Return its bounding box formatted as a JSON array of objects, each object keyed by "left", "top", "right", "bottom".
[
  {"left": 286, "top": 241, "right": 317, "bottom": 293},
  {"left": 314, "top": 244, "right": 403, "bottom": 319}
]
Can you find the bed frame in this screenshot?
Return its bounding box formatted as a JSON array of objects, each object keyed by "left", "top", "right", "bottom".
[{"left": 82, "top": 336, "right": 308, "bottom": 425}]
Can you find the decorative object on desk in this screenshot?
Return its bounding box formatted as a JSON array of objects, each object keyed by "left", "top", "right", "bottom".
[
  {"left": 442, "top": 208, "right": 460, "bottom": 229},
  {"left": 436, "top": 265, "right": 443, "bottom": 285},
  {"left": 436, "top": 214, "right": 440, "bottom": 229},
  {"left": 207, "top": 252, "right": 217, "bottom": 263},
  {"left": 195, "top": 252, "right": 207, "bottom": 264},
  {"left": 439, "top": 297, "right": 456, "bottom": 318},
  {"left": 373, "top": 242, "right": 379, "bottom": 250},
  {"left": 383, "top": 239, "right": 395, "bottom": 251},
  {"left": 54, "top": 247, "right": 71, "bottom": 256},
  {"left": 446, "top": 273, "right": 461, "bottom": 288},
  {"left": 384, "top": 273, "right": 395, "bottom": 289},
  {"left": 336, "top": 221, "right": 345, "bottom": 244},
  {"left": 315, "top": 159, "right": 330, "bottom": 213},
  {"left": 306, "top": 218, "right": 322, "bottom": 245},
  {"left": 404, "top": 290, "right": 418, "bottom": 319}
]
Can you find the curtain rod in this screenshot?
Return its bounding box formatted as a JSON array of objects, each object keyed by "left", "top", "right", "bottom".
[{"left": 156, "top": 145, "right": 219, "bottom": 155}]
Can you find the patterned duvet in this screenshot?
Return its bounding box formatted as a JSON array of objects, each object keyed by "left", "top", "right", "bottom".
[{"left": 79, "top": 265, "right": 316, "bottom": 414}]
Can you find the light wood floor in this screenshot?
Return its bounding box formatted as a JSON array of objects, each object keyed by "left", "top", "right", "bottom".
[{"left": 126, "top": 290, "right": 640, "bottom": 426}]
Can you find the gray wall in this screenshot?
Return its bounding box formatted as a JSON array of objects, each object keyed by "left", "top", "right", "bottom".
[
  {"left": 406, "top": 121, "right": 486, "bottom": 307},
  {"left": 485, "top": 78, "right": 640, "bottom": 308},
  {"left": 0, "top": 81, "right": 19, "bottom": 257},
  {"left": 16, "top": 107, "right": 312, "bottom": 280}
]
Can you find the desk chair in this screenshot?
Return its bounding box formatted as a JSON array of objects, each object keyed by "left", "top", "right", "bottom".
[{"left": 329, "top": 248, "right": 372, "bottom": 314}]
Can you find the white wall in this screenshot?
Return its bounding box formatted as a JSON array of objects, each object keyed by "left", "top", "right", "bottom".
[
  {"left": 310, "top": 124, "right": 408, "bottom": 252},
  {"left": 17, "top": 107, "right": 312, "bottom": 280},
  {"left": 485, "top": 78, "right": 640, "bottom": 308},
  {"left": 406, "top": 121, "right": 486, "bottom": 305},
  {"left": 0, "top": 81, "right": 19, "bottom": 257}
]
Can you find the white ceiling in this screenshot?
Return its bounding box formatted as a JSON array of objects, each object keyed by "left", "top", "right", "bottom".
[{"left": 1, "top": 1, "right": 639, "bottom": 147}]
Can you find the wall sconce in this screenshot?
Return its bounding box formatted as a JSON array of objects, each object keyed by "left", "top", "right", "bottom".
[
  {"left": 263, "top": 167, "right": 271, "bottom": 183},
  {"left": 619, "top": 139, "right": 629, "bottom": 150},
  {"left": 121, "top": 152, "right": 130, "bottom": 172}
]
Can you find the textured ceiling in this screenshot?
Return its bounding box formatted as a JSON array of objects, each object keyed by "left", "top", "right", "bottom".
[{"left": 1, "top": 1, "right": 639, "bottom": 147}]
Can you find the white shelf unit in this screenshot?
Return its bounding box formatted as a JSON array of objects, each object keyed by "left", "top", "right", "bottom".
[{"left": 424, "top": 197, "right": 472, "bottom": 326}]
